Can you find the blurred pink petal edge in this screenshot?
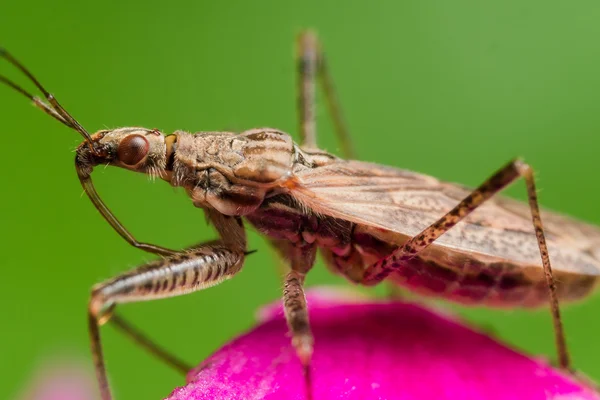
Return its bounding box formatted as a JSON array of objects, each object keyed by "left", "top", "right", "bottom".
[
  {"left": 167, "top": 287, "right": 598, "bottom": 400},
  {"left": 16, "top": 362, "right": 96, "bottom": 400}
]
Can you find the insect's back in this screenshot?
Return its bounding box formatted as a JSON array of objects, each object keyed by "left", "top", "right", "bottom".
[{"left": 282, "top": 160, "right": 600, "bottom": 308}]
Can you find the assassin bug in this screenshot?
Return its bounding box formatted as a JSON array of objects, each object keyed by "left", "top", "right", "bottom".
[{"left": 1, "top": 31, "right": 598, "bottom": 399}]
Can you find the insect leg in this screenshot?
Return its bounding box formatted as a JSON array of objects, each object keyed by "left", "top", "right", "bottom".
[
  {"left": 90, "top": 212, "right": 246, "bottom": 400},
  {"left": 297, "top": 31, "right": 355, "bottom": 158},
  {"left": 78, "top": 175, "right": 248, "bottom": 259},
  {"left": 284, "top": 270, "right": 313, "bottom": 362},
  {"left": 273, "top": 240, "right": 316, "bottom": 397},
  {"left": 297, "top": 31, "right": 318, "bottom": 150},
  {"left": 361, "top": 158, "right": 570, "bottom": 371},
  {"left": 89, "top": 242, "right": 246, "bottom": 400},
  {"left": 78, "top": 176, "right": 179, "bottom": 257},
  {"left": 108, "top": 313, "right": 192, "bottom": 374},
  {"left": 282, "top": 243, "right": 317, "bottom": 360}
]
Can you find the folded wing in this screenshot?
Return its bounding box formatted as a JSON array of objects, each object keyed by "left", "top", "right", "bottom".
[{"left": 288, "top": 160, "right": 600, "bottom": 276}]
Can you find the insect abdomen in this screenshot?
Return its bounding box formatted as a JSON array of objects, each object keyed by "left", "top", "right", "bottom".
[
  {"left": 326, "top": 230, "right": 598, "bottom": 308},
  {"left": 386, "top": 257, "right": 595, "bottom": 307}
]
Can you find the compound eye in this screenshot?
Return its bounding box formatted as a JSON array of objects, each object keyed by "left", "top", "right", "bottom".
[{"left": 117, "top": 134, "right": 149, "bottom": 166}]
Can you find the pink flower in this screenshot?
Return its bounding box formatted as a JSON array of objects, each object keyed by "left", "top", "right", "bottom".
[
  {"left": 14, "top": 363, "right": 96, "bottom": 400},
  {"left": 17, "top": 288, "right": 598, "bottom": 400},
  {"left": 167, "top": 288, "right": 598, "bottom": 400}
]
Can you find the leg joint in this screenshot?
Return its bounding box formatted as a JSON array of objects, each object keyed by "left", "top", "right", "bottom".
[
  {"left": 89, "top": 287, "right": 114, "bottom": 326},
  {"left": 512, "top": 158, "right": 533, "bottom": 177}
]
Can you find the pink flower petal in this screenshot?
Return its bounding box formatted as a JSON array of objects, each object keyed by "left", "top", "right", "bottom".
[
  {"left": 167, "top": 288, "right": 598, "bottom": 400},
  {"left": 15, "top": 362, "right": 95, "bottom": 400}
]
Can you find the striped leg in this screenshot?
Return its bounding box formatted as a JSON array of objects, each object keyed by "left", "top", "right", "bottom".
[
  {"left": 281, "top": 243, "right": 317, "bottom": 363},
  {"left": 273, "top": 240, "right": 317, "bottom": 399},
  {"left": 89, "top": 242, "right": 245, "bottom": 400}
]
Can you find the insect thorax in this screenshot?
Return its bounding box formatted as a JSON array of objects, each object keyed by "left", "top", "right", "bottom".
[{"left": 169, "top": 128, "right": 337, "bottom": 215}]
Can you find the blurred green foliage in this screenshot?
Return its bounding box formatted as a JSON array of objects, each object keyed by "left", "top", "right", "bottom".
[{"left": 3, "top": 1, "right": 600, "bottom": 398}]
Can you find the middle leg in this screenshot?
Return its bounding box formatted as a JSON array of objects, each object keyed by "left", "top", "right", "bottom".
[
  {"left": 296, "top": 31, "right": 355, "bottom": 158},
  {"left": 271, "top": 239, "right": 317, "bottom": 398}
]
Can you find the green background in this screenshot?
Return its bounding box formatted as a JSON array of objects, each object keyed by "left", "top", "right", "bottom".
[{"left": 2, "top": 1, "right": 600, "bottom": 398}]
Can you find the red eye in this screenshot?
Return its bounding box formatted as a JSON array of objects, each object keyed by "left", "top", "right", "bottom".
[{"left": 117, "top": 134, "right": 149, "bottom": 166}]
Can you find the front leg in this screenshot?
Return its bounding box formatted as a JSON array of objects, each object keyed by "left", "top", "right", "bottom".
[{"left": 89, "top": 242, "right": 245, "bottom": 400}]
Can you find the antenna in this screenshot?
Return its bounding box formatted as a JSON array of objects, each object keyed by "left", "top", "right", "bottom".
[{"left": 0, "top": 48, "right": 95, "bottom": 145}]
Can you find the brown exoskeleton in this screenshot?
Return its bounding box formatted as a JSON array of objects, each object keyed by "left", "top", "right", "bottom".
[{"left": 2, "top": 32, "right": 599, "bottom": 399}]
